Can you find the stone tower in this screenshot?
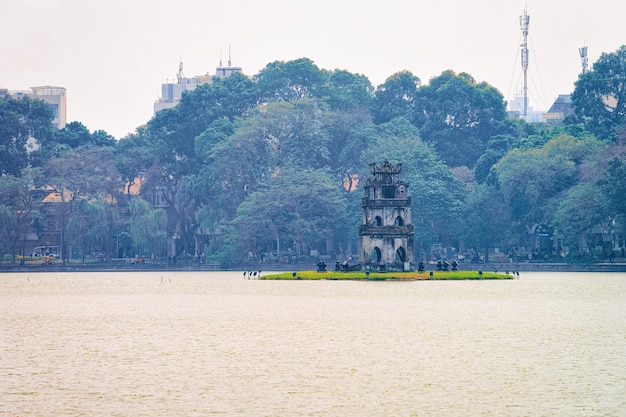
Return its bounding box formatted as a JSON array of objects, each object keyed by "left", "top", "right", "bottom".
[{"left": 359, "top": 160, "right": 414, "bottom": 271}]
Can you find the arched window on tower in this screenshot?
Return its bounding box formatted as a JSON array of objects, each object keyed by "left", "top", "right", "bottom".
[
  {"left": 396, "top": 247, "right": 406, "bottom": 263},
  {"left": 371, "top": 247, "right": 382, "bottom": 262},
  {"left": 394, "top": 216, "right": 404, "bottom": 226},
  {"left": 375, "top": 216, "right": 382, "bottom": 226}
]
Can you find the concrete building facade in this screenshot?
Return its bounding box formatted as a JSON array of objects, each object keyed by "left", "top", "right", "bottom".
[
  {"left": 1, "top": 86, "right": 67, "bottom": 129},
  {"left": 154, "top": 60, "right": 243, "bottom": 114}
]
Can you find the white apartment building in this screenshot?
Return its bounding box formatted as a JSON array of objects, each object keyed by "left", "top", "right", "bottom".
[
  {"left": 154, "top": 60, "right": 242, "bottom": 114},
  {"left": 1, "top": 86, "right": 67, "bottom": 129}
]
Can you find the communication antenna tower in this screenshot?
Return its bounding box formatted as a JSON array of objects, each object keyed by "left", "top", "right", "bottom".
[
  {"left": 519, "top": 8, "right": 530, "bottom": 119},
  {"left": 228, "top": 45, "right": 232, "bottom": 67},
  {"left": 177, "top": 59, "right": 185, "bottom": 83},
  {"left": 579, "top": 46, "right": 589, "bottom": 74}
]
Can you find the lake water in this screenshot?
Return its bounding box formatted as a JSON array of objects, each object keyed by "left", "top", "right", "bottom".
[{"left": 1, "top": 271, "right": 624, "bottom": 416}]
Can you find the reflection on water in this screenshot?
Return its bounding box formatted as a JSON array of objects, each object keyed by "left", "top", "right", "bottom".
[{"left": 1, "top": 271, "right": 624, "bottom": 416}]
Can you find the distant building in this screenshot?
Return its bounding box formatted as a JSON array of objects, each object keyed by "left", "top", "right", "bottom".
[
  {"left": 154, "top": 59, "right": 243, "bottom": 114},
  {"left": 542, "top": 94, "right": 574, "bottom": 125},
  {"left": 507, "top": 94, "right": 542, "bottom": 123},
  {"left": 1, "top": 86, "right": 67, "bottom": 129}
]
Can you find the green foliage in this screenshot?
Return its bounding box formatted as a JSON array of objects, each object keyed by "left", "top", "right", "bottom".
[
  {"left": 0, "top": 95, "right": 53, "bottom": 176},
  {"left": 51, "top": 121, "right": 116, "bottom": 149},
  {"left": 230, "top": 167, "right": 348, "bottom": 260},
  {"left": 572, "top": 45, "right": 626, "bottom": 140},
  {"left": 457, "top": 183, "right": 511, "bottom": 250},
  {"left": 6, "top": 55, "right": 626, "bottom": 265},
  {"left": 413, "top": 70, "right": 509, "bottom": 167},
  {"left": 599, "top": 152, "right": 626, "bottom": 217},
  {"left": 256, "top": 58, "right": 328, "bottom": 103},
  {"left": 322, "top": 69, "right": 374, "bottom": 110},
  {"left": 66, "top": 199, "right": 109, "bottom": 262},
  {"left": 128, "top": 197, "right": 167, "bottom": 257},
  {"left": 494, "top": 133, "right": 603, "bottom": 227},
  {"left": 360, "top": 118, "right": 465, "bottom": 246},
  {"left": 372, "top": 70, "right": 421, "bottom": 124}
]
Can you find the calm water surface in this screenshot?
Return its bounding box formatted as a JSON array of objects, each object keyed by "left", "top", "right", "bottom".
[{"left": 1, "top": 271, "right": 624, "bottom": 416}]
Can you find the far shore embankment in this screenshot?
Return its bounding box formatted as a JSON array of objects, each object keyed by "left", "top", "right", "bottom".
[{"left": 1, "top": 261, "right": 626, "bottom": 273}]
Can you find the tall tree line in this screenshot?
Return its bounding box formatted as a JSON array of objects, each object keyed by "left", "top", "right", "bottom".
[{"left": 1, "top": 47, "right": 626, "bottom": 264}]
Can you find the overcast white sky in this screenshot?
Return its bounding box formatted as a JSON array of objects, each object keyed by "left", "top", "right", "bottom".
[{"left": 2, "top": 0, "right": 625, "bottom": 138}]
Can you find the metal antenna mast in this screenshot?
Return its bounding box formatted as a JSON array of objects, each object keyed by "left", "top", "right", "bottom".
[
  {"left": 519, "top": 8, "right": 530, "bottom": 119},
  {"left": 579, "top": 45, "right": 589, "bottom": 74},
  {"left": 177, "top": 59, "right": 184, "bottom": 84}
]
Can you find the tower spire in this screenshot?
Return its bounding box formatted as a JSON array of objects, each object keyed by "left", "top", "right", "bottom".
[{"left": 519, "top": 8, "right": 530, "bottom": 120}]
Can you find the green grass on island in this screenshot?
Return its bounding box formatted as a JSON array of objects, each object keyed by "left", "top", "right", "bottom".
[{"left": 260, "top": 270, "right": 513, "bottom": 281}]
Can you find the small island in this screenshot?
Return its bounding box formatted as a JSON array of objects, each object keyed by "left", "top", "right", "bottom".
[
  {"left": 259, "top": 160, "right": 514, "bottom": 281},
  {"left": 260, "top": 270, "right": 513, "bottom": 280}
]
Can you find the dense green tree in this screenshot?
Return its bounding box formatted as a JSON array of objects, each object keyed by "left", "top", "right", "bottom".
[
  {"left": 194, "top": 118, "right": 235, "bottom": 163},
  {"left": 0, "top": 204, "right": 17, "bottom": 263},
  {"left": 39, "top": 146, "right": 123, "bottom": 260},
  {"left": 137, "top": 74, "right": 259, "bottom": 254},
  {"left": 413, "top": 70, "right": 509, "bottom": 167},
  {"left": 572, "top": 45, "right": 626, "bottom": 140},
  {"left": 115, "top": 127, "right": 158, "bottom": 195},
  {"left": 360, "top": 118, "right": 465, "bottom": 252},
  {"left": 474, "top": 134, "right": 519, "bottom": 183},
  {"left": 0, "top": 95, "right": 53, "bottom": 176},
  {"left": 0, "top": 169, "right": 40, "bottom": 261},
  {"left": 321, "top": 69, "right": 374, "bottom": 111},
  {"left": 230, "top": 167, "right": 348, "bottom": 262},
  {"left": 457, "top": 183, "right": 512, "bottom": 261},
  {"left": 325, "top": 108, "right": 376, "bottom": 186},
  {"left": 51, "top": 122, "right": 115, "bottom": 149},
  {"left": 493, "top": 133, "right": 603, "bottom": 234},
  {"left": 372, "top": 70, "right": 421, "bottom": 124},
  {"left": 53, "top": 121, "right": 91, "bottom": 148},
  {"left": 128, "top": 197, "right": 167, "bottom": 257},
  {"left": 66, "top": 199, "right": 110, "bottom": 262},
  {"left": 552, "top": 182, "right": 610, "bottom": 253},
  {"left": 256, "top": 58, "right": 328, "bottom": 103}
]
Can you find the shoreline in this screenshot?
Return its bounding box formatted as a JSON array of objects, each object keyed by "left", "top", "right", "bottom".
[{"left": 1, "top": 261, "right": 626, "bottom": 273}]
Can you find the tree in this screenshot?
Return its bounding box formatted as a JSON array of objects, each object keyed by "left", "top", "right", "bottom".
[
  {"left": 0, "top": 95, "right": 53, "bottom": 176},
  {"left": 360, "top": 118, "right": 466, "bottom": 253},
  {"left": 321, "top": 69, "right": 374, "bottom": 111},
  {"left": 0, "top": 169, "right": 40, "bottom": 262},
  {"left": 40, "top": 146, "right": 124, "bottom": 260},
  {"left": 413, "top": 70, "right": 509, "bottom": 167},
  {"left": 52, "top": 122, "right": 117, "bottom": 149},
  {"left": 230, "top": 167, "right": 348, "bottom": 262},
  {"left": 128, "top": 197, "right": 167, "bottom": 258},
  {"left": 572, "top": 45, "right": 626, "bottom": 140},
  {"left": 115, "top": 127, "right": 158, "bottom": 195},
  {"left": 256, "top": 58, "right": 328, "bottom": 103},
  {"left": 372, "top": 70, "right": 421, "bottom": 124},
  {"left": 474, "top": 134, "right": 519, "bottom": 183},
  {"left": 493, "top": 133, "right": 603, "bottom": 244},
  {"left": 552, "top": 182, "right": 611, "bottom": 253},
  {"left": 457, "top": 183, "right": 512, "bottom": 261},
  {"left": 66, "top": 199, "right": 109, "bottom": 263},
  {"left": 137, "top": 74, "right": 259, "bottom": 255}
]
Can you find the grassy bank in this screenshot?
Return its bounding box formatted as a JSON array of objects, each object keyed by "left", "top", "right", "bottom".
[{"left": 261, "top": 270, "right": 513, "bottom": 281}]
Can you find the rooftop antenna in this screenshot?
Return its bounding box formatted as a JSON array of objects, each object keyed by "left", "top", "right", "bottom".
[
  {"left": 177, "top": 58, "right": 184, "bottom": 83},
  {"left": 519, "top": 7, "right": 530, "bottom": 119},
  {"left": 228, "top": 45, "right": 232, "bottom": 67},
  {"left": 579, "top": 45, "right": 589, "bottom": 74},
  {"left": 219, "top": 52, "right": 222, "bottom": 67}
]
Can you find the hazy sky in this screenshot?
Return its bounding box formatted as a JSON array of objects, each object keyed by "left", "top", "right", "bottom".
[{"left": 2, "top": 0, "right": 625, "bottom": 138}]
